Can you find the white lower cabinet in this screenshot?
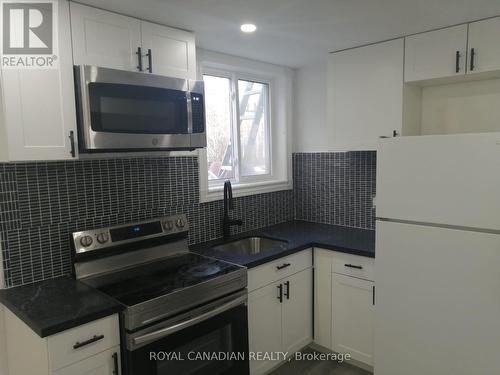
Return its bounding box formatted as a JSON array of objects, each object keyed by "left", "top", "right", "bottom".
[
  {"left": 331, "top": 274, "right": 374, "bottom": 365},
  {"left": 4, "top": 310, "right": 120, "bottom": 375},
  {"left": 248, "top": 249, "right": 313, "bottom": 375},
  {"left": 282, "top": 268, "right": 313, "bottom": 354},
  {"left": 314, "top": 249, "right": 375, "bottom": 368},
  {"left": 51, "top": 347, "right": 120, "bottom": 375},
  {"left": 248, "top": 281, "right": 283, "bottom": 375}
]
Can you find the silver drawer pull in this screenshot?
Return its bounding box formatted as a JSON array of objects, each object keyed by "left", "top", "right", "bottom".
[{"left": 73, "top": 334, "right": 104, "bottom": 350}]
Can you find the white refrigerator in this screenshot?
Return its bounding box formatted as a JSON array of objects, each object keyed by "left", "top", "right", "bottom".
[{"left": 374, "top": 133, "right": 500, "bottom": 375}]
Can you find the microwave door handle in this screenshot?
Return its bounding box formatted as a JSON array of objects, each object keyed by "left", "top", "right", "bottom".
[{"left": 132, "top": 294, "right": 247, "bottom": 347}]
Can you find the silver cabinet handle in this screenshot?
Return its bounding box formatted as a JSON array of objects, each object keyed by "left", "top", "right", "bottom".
[{"left": 133, "top": 294, "right": 247, "bottom": 346}]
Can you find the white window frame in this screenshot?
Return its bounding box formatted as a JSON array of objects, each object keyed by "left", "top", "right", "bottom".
[{"left": 198, "top": 50, "right": 293, "bottom": 203}]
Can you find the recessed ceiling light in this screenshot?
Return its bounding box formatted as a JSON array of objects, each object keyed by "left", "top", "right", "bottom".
[{"left": 240, "top": 23, "right": 257, "bottom": 33}]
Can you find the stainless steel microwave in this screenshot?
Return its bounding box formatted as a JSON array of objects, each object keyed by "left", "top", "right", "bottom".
[{"left": 74, "top": 65, "right": 206, "bottom": 152}]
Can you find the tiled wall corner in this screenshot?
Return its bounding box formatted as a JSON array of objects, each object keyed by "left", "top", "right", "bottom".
[{"left": 293, "top": 151, "right": 376, "bottom": 230}]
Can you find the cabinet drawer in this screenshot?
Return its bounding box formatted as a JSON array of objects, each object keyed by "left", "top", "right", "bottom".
[
  {"left": 248, "top": 249, "right": 312, "bottom": 292},
  {"left": 48, "top": 314, "right": 119, "bottom": 371},
  {"left": 51, "top": 346, "right": 121, "bottom": 375},
  {"left": 331, "top": 252, "right": 374, "bottom": 281}
]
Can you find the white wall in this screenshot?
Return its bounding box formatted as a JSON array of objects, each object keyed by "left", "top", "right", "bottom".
[
  {"left": 420, "top": 78, "right": 500, "bottom": 135},
  {"left": 293, "top": 59, "right": 331, "bottom": 152}
]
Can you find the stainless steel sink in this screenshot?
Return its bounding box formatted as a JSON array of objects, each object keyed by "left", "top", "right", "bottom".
[{"left": 212, "top": 236, "right": 288, "bottom": 256}]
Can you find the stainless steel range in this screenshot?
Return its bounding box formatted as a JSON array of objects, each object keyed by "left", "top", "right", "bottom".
[{"left": 71, "top": 215, "right": 249, "bottom": 375}]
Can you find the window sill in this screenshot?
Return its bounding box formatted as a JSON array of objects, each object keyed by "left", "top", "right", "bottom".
[{"left": 200, "top": 180, "right": 293, "bottom": 203}]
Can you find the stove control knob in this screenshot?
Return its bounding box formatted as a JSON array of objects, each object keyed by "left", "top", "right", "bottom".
[
  {"left": 80, "top": 235, "right": 93, "bottom": 248},
  {"left": 175, "top": 218, "right": 185, "bottom": 228},
  {"left": 162, "top": 220, "right": 174, "bottom": 231},
  {"left": 96, "top": 232, "right": 109, "bottom": 244}
]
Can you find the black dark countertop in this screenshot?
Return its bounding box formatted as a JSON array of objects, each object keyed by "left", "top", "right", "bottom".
[
  {"left": 0, "top": 276, "right": 124, "bottom": 338},
  {"left": 191, "top": 220, "right": 375, "bottom": 268},
  {"left": 0, "top": 221, "right": 373, "bottom": 337}
]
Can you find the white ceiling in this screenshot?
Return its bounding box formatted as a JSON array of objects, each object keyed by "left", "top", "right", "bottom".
[{"left": 77, "top": 0, "right": 500, "bottom": 68}]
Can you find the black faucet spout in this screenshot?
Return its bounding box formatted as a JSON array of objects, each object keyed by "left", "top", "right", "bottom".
[{"left": 222, "top": 181, "right": 243, "bottom": 238}]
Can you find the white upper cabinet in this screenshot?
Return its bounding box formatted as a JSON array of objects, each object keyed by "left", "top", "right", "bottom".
[
  {"left": 70, "top": 3, "right": 141, "bottom": 71},
  {"left": 467, "top": 17, "right": 500, "bottom": 75},
  {"left": 70, "top": 3, "right": 196, "bottom": 79},
  {"left": 141, "top": 21, "right": 196, "bottom": 79},
  {"left": 328, "top": 39, "right": 404, "bottom": 150},
  {"left": 0, "top": 0, "right": 78, "bottom": 161},
  {"left": 404, "top": 25, "right": 468, "bottom": 82},
  {"left": 405, "top": 17, "right": 500, "bottom": 82}
]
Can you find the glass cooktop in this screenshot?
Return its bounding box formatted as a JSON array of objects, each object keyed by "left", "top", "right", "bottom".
[{"left": 96, "top": 252, "right": 243, "bottom": 307}]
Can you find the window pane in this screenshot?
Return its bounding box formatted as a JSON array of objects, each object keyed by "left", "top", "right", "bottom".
[
  {"left": 238, "top": 80, "right": 270, "bottom": 176},
  {"left": 203, "top": 75, "right": 234, "bottom": 181}
]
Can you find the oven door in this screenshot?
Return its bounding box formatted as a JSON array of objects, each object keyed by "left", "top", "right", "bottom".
[
  {"left": 75, "top": 65, "right": 194, "bottom": 151},
  {"left": 124, "top": 291, "right": 249, "bottom": 375}
]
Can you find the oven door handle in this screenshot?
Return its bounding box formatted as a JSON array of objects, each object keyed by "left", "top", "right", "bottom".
[{"left": 132, "top": 294, "right": 247, "bottom": 347}]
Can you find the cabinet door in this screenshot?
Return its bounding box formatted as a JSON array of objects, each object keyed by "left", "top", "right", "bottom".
[
  {"left": 375, "top": 221, "right": 500, "bottom": 375},
  {"left": 282, "top": 268, "right": 313, "bottom": 354},
  {"left": 1, "top": 0, "right": 77, "bottom": 161},
  {"left": 328, "top": 39, "right": 404, "bottom": 150},
  {"left": 51, "top": 347, "right": 120, "bottom": 375},
  {"left": 314, "top": 249, "right": 333, "bottom": 349},
  {"left": 468, "top": 17, "right": 500, "bottom": 75},
  {"left": 140, "top": 21, "right": 196, "bottom": 79},
  {"left": 331, "top": 273, "right": 374, "bottom": 366},
  {"left": 405, "top": 25, "right": 468, "bottom": 82},
  {"left": 70, "top": 3, "right": 141, "bottom": 71},
  {"left": 248, "top": 282, "right": 283, "bottom": 375}
]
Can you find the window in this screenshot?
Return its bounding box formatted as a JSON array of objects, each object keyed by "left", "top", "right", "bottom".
[
  {"left": 199, "top": 50, "right": 292, "bottom": 202},
  {"left": 204, "top": 73, "right": 271, "bottom": 184}
]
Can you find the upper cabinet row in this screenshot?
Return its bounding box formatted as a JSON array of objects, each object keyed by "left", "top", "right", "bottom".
[
  {"left": 406, "top": 18, "right": 500, "bottom": 82},
  {"left": 329, "top": 16, "right": 500, "bottom": 150},
  {"left": 0, "top": 0, "right": 196, "bottom": 162},
  {"left": 70, "top": 3, "right": 196, "bottom": 79}
]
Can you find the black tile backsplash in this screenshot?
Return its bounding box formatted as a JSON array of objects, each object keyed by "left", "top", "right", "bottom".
[
  {"left": 0, "top": 151, "right": 375, "bottom": 287},
  {"left": 293, "top": 152, "right": 376, "bottom": 229},
  {"left": 0, "top": 157, "right": 293, "bottom": 287}
]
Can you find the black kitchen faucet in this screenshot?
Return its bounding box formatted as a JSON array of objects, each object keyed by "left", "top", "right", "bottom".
[{"left": 223, "top": 180, "right": 243, "bottom": 238}]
